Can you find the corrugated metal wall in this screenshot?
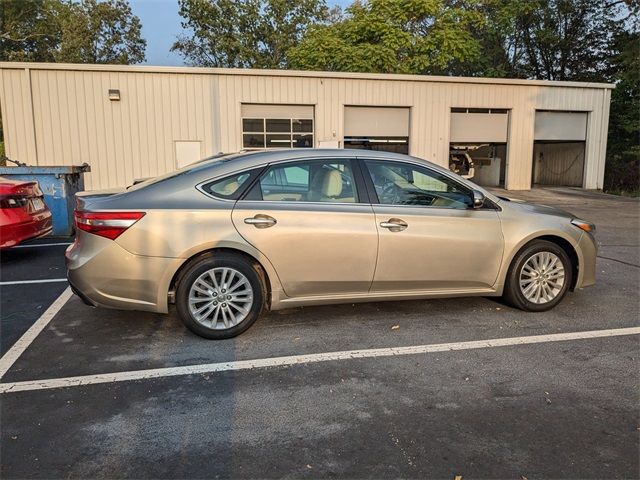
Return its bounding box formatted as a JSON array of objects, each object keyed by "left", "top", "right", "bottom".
[{"left": 0, "top": 63, "right": 613, "bottom": 191}]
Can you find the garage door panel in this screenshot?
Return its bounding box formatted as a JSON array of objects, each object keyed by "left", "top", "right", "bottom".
[
  {"left": 241, "top": 104, "right": 314, "bottom": 119},
  {"left": 535, "top": 111, "right": 587, "bottom": 141},
  {"left": 450, "top": 113, "right": 508, "bottom": 143},
  {"left": 344, "top": 107, "right": 409, "bottom": 137}
]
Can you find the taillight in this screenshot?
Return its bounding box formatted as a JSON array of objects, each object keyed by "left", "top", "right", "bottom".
[
  {"left": 0, "top": 195, "right": 29, "bottom": 209},
  {"left": 75, "top": 211, "right": 145, "bottom": 240}
]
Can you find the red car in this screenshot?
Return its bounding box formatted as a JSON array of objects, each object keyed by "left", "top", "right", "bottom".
[{"left": 0, "top": 177, "right": 52, "bottom": 249}]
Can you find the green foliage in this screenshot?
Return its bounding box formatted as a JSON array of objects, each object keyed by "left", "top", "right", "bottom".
[
  {"left": 55, "top": 0, "right": 146, "bottom": 64},
  {"left": 287, "top": 0, "right": 483, "bottom": 74},
  {"left": 172, "top": 0, "right": 329, "bottom": 68},
  {"left": 0, "top": 0, "right": 146, "bottom": 64},
  {"left": 0, "top": 0, "right": 59, "bottom": 62},
  {"left": 604, "top": 30, "right": 639, "bottom": 193},
  {"left": 512, "top": 0, "right": 622, "bottom": 81}
]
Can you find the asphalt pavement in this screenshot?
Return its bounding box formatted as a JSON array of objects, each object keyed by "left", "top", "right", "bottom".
[{"left": 0, "top": 188, "right": 638, "bottom": 479}]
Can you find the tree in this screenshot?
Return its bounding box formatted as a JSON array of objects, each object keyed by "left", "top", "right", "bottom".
[
  {"left": 515, "top": 0, "right": 623, "bottom": 81},
  {"left": 0, "top": 0, "right": 146, "bottom": 64},
  {"left": 0, "top": 0, "right": 59, "bottom": 62},
  {"left": 55, "top": 0, "right": 146, "bottom": 64},
  {"left": 287, "top": 0, "right": 483, "bottom": 74},
  {"left": 172, "top": 0, "right": 329, "bottom": 68},
  {"left": 604, "top": 30, "right": 640, "bottom": 193}
]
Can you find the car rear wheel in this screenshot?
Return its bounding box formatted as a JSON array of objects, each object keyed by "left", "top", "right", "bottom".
[
  {"left": 503, "top": 240, "right": 573, "bottom": 312},
  {"left": 176, "top": 253, "right": 264, "bottom": 339}
]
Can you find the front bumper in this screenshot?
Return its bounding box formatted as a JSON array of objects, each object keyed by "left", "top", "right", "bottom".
[
  {"left": 65, "top": 232, "right": 182, "bottom": 313},
  {"left": 576, "top": 232, "right": 597, "bottom": 288}
]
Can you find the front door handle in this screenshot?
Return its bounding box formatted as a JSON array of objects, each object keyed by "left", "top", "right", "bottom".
[
  {"left": 380, "top": 218, "right": 408, "bottom": 232},
  {"left": 244, "top": 214, "right": 277, "bottom": 229}
]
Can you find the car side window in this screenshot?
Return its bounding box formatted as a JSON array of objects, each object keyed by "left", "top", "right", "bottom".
[
  {"left": 245, "top": 160, "right": 357, "bottom": 203},
  {"left": 364, "top": 160, "right": 472, "bottom": 209},
  {"left": 201, "top": 170, "right": 258, "bottom": 199}
]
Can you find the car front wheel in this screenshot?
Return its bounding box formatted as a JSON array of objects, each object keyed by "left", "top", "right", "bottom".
[
  {"left": 503, "top": 240, "right": 573, "bottom": 312},
  {"left": 176, "top": 253, "right": 264, "bottom": 339}
]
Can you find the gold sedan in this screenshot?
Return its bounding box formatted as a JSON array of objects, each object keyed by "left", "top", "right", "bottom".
[{"left": 66, "top": 150, "right": 597, "bottom": 339}]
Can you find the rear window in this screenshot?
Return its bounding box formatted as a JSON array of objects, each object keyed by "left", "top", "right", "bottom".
[{"left": 126, "top": 152, "right": 241, "bottom": 192}]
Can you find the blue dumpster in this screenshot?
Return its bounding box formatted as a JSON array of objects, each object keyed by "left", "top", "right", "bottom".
[{"left": 0, "top": 164, "right": 90, "bottom": 236}]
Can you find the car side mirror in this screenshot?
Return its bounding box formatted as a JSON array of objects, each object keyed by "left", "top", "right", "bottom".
[{"left": 472, "top": 190, "right": 485, "bottom": 209}]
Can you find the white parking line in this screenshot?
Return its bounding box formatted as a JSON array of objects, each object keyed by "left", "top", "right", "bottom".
[
  {"left": 13, "top": 242, "right": 71, "bottom": 249},
  {"left": 0, "top": 279, "right": 68, "bottom": 286},
  {"left": 1, "top": 326, "right": 638, "bottom": 394},
  {"left": 0, "top": 287, "right": 73, "bottom": 380}
]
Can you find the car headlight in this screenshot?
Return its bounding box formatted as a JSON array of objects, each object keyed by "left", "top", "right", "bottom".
[{"left": 571, "top": 218, "right": 596, "bottom": 234}]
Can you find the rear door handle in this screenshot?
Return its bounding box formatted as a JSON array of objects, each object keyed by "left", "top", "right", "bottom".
[
  {"left": 380, "top": 218, "right": 408, "bottom": 232},
  {"left": 244, "top": 214, "right": 277, "bottom": 229}
]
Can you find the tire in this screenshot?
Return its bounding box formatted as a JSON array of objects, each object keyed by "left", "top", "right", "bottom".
[
  {"left": 176, "top": 253, "right": 265, "bottom": 339},
  {"left": 503, "top": 240, "right": 573, "bottom": 312}
]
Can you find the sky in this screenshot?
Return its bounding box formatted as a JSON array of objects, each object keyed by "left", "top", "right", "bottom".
[{"left": 130, "top": 0, "right": 352, "bottom": 66}]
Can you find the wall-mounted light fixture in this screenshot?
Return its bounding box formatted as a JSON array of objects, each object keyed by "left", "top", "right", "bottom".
[{"left": 108, "top": 89, "right": 121, "bottom": 101}]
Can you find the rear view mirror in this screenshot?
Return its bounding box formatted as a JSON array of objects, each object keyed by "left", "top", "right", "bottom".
[{"left": 472, "top": 190, "right": 485, "bottom": 209}]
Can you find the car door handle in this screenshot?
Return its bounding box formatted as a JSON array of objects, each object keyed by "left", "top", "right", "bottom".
[
  {"left": 244, "top": 215, "right": 277, "bottom": 228},
  {"left": 380, "top": 218, "right": 408, "bottom": 232}
]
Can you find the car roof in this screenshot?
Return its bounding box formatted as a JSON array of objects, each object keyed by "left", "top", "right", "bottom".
[{"left": 232, "top": 148, "right": 411, "bottom": 162}]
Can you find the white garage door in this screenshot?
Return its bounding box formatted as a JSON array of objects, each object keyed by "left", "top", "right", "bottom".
[
  {"left": 534, "top": 111, "right": 588, "bottom": 141},
  {"left": 344, "top": 107, "right": 409, "bottom": 137},
  {"left": 450, "top": 110, "right": 509, "bottom": 143}
]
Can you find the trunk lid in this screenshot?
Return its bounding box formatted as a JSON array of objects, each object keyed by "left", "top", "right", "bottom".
[
  {"left": 0, "top": 177, "right": 47, "bottom": 213},
  {"left": 75, "top": 187, "right": 126, "bottom": 211}
]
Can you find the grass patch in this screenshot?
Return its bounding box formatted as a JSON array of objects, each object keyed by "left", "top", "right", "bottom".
[{"left": 603, "top": 188, "right": 640, "bottom": 198}]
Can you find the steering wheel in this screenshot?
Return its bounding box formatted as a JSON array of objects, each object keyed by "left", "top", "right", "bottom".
[{"left": 380, "top": 180, "right": 402, "bottom": 204}]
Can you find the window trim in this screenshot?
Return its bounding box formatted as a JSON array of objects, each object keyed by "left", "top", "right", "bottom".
[
  {"left": 237, "top": 157, "right": 368, "bottom": 205},
  {"left": 359, "top": 157, "right": 489, "bottom": 211}
]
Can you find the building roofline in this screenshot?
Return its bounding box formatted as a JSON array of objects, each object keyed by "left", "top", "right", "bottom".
[{"left": 0, "top": 62, "right": 615, "bottom": 90}]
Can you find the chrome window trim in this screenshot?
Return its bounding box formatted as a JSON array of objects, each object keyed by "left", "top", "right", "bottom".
[
  {"left": 235, "top": 200, "right": 372, "bottom": 208},
  {"left": 194, "top": 154, "right": 499, "bottom": 210}
]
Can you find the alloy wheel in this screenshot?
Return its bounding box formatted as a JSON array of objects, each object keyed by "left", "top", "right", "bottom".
[
  {"left": 519, "top": 251, "right": 566, "bottom": 304},
  {"left": 188, "top": 267, "right": 254, "bottom": 330}
]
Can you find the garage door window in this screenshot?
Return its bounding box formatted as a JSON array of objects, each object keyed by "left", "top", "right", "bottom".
[{"left": 242, "top": 118, "right": 314, "bottom": 149}]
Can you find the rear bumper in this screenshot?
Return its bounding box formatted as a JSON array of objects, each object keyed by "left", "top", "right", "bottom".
[
  {"left": 67, "top": 277, "right": 98, "bottom": 307},
  {"left": 65, "top": 232, "right": 182, "bottom": 313},
  {"left": 0, "top": 210, "right": 52, "bottom": 249}
]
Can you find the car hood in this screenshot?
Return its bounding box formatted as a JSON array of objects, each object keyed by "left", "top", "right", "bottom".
[{"left": 501, "top": 198, "right": 575, "bottom": 219}]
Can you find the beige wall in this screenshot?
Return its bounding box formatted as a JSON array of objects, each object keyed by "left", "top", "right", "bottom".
[{"left": 0, "top": 63, "right": 613, "bottom": 191}]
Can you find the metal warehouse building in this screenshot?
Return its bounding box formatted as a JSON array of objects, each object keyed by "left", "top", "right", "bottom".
[{"left": 0, "top": 62, "right": 613, "bottom": 191}]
